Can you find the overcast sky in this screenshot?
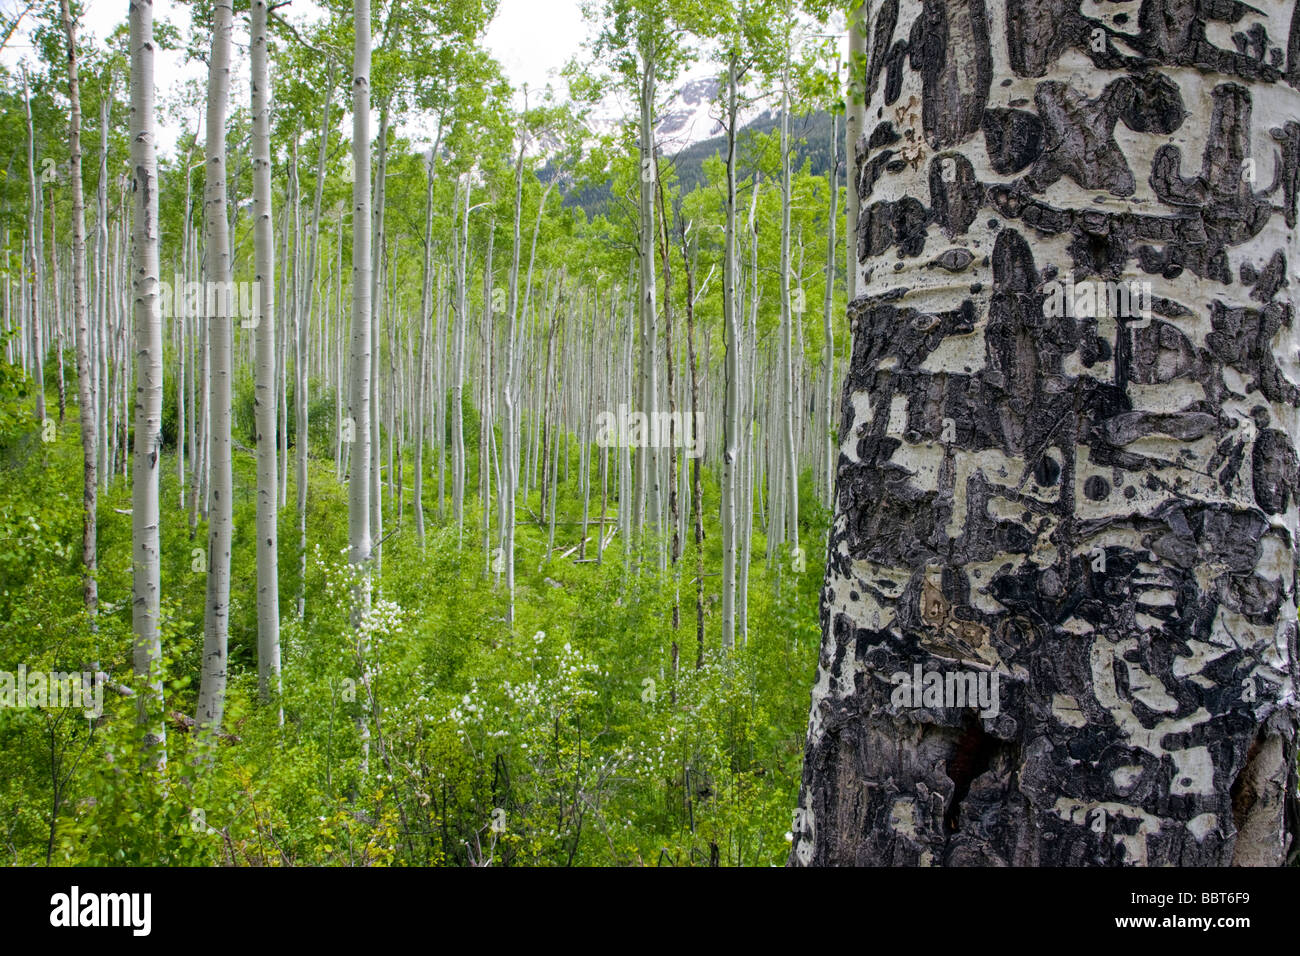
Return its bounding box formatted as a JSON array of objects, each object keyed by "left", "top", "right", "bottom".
[
  {"left": 3, "top": 0, "right": 842, "bottom": 156},
  {"left": 3, "top": 0, "right": 588, "bottom": 152}
]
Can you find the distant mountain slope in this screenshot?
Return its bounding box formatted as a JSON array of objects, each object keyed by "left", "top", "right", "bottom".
[{"left": 551, "top": 108, "right": 840, "bottom": 220}]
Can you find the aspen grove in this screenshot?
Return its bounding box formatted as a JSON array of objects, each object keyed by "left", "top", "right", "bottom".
[{"left": 0, "top": 0, "right": 1296, "bottom": 870}]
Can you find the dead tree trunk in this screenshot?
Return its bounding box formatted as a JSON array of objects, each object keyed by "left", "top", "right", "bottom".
[{"left": 792, "top": 0, "right": 1300, "bottom": 867}]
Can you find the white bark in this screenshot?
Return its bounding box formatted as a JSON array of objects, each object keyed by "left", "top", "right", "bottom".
[
  {"left": 60, "top": 0, "right": 97, "bottom": 619},
  {"left": 844, "top": 0, "right": 867, "bottom": 303},
  {"left": 21, "top": 67, "right": 44, "bottom": 426},
  {"left": 720, "top": 53, "right": 741, "bottom": 651},
  {"left": 779, "top": 42, "right": 798, "bottom": 557},
  {"left": 195, "top": 0, "right": 234, "bottom": 735},
  {"left": 348, "top": 0, "right": 374, "bottom": 609},
  {"left": 251, "top": 0, "right": 281, "bottom": 708},
  {"left": 636, "top": 42, "right": 660, "bottom": 564},
  {"left": 128, "top": 0, "right": 166, "bottom": 765},
  {"left": 823, "top": 104, "right": 838, "bottom": 509}
]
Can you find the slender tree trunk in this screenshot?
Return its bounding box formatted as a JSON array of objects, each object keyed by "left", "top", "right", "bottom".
[
  {"left": 128, "top": 0, "right": 165, "bottom": 764},
  {"left": 96, "top": 94, "right": 110, "bottom": 490},
  {"left": 49, "top": 202, "right": 66, "bottom": 423},
  {"left": 251, "top": 0, "right": 281, "bottom": 709},
  {"left": 656, "top": 176, "right": 680, "bottom": 680},
  {"left": 793, "top": 0, "right": 1300, "bottom": 867},
  {"left": 779, "top": 42, "right": 798, "bottom": 558},
  {"left": 501, "top": 115, "right": 526, "bottom": 628},
  {"left": 195, "top": 0, "right": 234, "bottom": 735},
  {"left": 480, "top": 218, "right": 495, "bottom": 573},
  {"left": 452, "top": 174, "right": 469, "bottom": 546},
  {"left": 719, "top": 52, "right": 745, "bottom": 651},
  {"left": 278, "top": 174, "right": 292, "bottom": 504},
  {"left": 844, "top": 0, "right": 867, "bottom": 304},
  {"left": 823, "top": 103, "right": 839, "bottom": 510},
  {"left": 60, "top": 0, "right": 97, "bottom": 620},
  {"left": 636, "top": 43, "right": 660, "bottom": 565},
  {"left": 348, "top": 0, "right": 374, "bottom": 613},
  {"left": 414, "top": 150, "right": 434, "bottom": 548},
  {"left": 675, "top": 217, "right": 706, "bottom": 667},
  {"left": 370, "top": 105, "right": 389, "bottom": 574},
  {"left": 21, "top": 68, "right": 44, "bottom": 427}
]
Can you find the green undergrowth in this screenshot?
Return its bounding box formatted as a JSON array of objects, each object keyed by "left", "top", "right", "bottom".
[{"left": 0, "top": 380, "right": 824, "bottom": 866}]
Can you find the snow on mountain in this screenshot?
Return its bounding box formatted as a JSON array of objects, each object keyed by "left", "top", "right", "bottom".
[
  {"left": 655, "top": 76, "right": 724, "bottom": 147},
  {"left": 579, "top": 69, "right": 770, "bottom": 155}
]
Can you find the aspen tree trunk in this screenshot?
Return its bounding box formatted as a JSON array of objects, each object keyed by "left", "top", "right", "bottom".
[
  {"left": 545, "top": 323, "right": 560, "bottom": 562},
  {"left": 435, "top": 258, "right": 447, "bottom": 520},
  {"left": 278, "top": 177, "right": 292, "bottom": 503},
  {"left": 821, "top": 115, "right": 842, "bottom": 512},
  {"left": 128, "top": 0, "right": 165, "bottom": 763},
  {"left": 370, "top": 105, "right": 390, "bottom": 573},
  {"left": 620, "top": 276, "right": 634, "bottom": 575},
  {"left": 481, "top": 217, "right": 495, "bottom": 569},
  {"left": 49, "top": 202, "right": 67, "bottom": 423},
  {"left": 844, "top": 1, "right": 867, "bottom": 303},
  {"left": 823, "top": 104, "right": 838, "bottom": 509},
  {"left": 195, "top": 0, "right": 234, "bottom": 734},
  {"left": 720, "top": 53, "right": 742, "bottom": 650},
  {"left": 738, "top": 176, "right": 761, "bottom": 643},
  {"left": 21, "top": 68, "right": 44, "bottom": 426},
  {"left": 178, "top": 152, "right": 195, "bottom": 509},
  {"left": 579, "top": 291, "right": 594, "bottom": 559},
  {"left": 656, "top": 177, "right": 681, "bottom": 659},
  {"left": 677, "top": 220, "right": 706, "bottom": 667},
  {"left": 637, "top": 42, "right": 660, "bottom": 563},
  {"left": 251, "top": 0, "right": 281, "bottom": 707},
  {"left": 348, "top": 0, "right": 374, "bottom": 613},
  {"left": 501, "top": 115, "right": 526, "bottom": 627},
  {"left": 793, "top": 0, "right": 1300, "bottom": 866},
  {"left": 539, "top": 293, "right": 556, "bottom": 522},
  {"left": 335, "top": 208, "right": 346, "bottom": 482},
  {"left": 60, "top": 0, "right": 97, "bottom": 619},
  {"left": 598, "top": 291, "right": 612, "bottom": 567},
  {"left": 779, "top": 40, "right": 799, "bottom": 557},
  {"left": 452, "top": 174, "right": 469, "bottom": 545},
  {"left": 96, "top": 96, "right": 110, "bottom": 489},
  {"left": 190, "top": 263, "right": 208, "bottom": 533},
  {"left": 414, "top": 151, "right": 434, "bottom": 548}
]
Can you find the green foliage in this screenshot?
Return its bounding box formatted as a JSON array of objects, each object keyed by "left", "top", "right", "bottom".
[{"left": 0, "top": 379, "right": 823, "bottom": 865}]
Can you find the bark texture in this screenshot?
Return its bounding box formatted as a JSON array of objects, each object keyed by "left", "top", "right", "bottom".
[
  {"left": 792, "top": 0, "right": 1300, "bottom": 866},
  {"left": 129, "top": 0, "right": 166, "bottom": 762}
]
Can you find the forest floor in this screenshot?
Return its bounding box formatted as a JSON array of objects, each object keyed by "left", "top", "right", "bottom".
[{"left": 0, "top": 385, "right": 826, "bottom": 866}]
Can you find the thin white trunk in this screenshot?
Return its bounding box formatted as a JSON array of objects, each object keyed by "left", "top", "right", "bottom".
[
  {"left": 129, "top": 0, "right": 166, "bottom": 764},
  {"left": 348, "top": 0, "right": 374, "bottom": 609},
  {"left": 844, "top": 1, "right": 868, "bottom": 303},
  {"left": 21, "top": 68, "right": 44, "bottom": 426},
  {"left": 60, "top": 0, "right": 97, "bottom": 619},
  {"left": 195, "top": 0, "right": 234, "bottom": 735},
  {"left": 823, "top": 104, "right": 838, "bottom": 509},
  {"left": 779, "top": 45, "right": 798, "bottom": 556},
  {"left": 720, "top": 53, "right": 740, "bottom": 650},
  {"left": 251, "top": 0, "right": 281, "bottom": 710}
]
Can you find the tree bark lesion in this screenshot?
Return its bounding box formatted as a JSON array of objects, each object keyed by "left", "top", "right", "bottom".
[{"left": 793, "top": 0, "right": 1300, "bottom": 867}]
